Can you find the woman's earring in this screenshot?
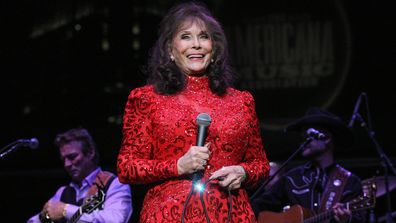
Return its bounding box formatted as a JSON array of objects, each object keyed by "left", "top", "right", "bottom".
[
  {"left": 170, "top": 55, "right": 175, "bottom": 62},
  {"left": 211, "top": 58, "right": 214, "bottom": 63}
]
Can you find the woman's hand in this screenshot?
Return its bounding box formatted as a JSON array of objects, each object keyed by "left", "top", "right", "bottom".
[
  {"left": 177, "top": 143, "right": 210, "bottom": 175},
  {"left": 209, "top": 165, "right": 246, "bottom": 190}
]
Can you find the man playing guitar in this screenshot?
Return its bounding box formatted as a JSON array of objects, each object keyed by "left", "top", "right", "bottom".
[
  {"left": 251, "top": 108, "right": 366, "bottom": 223},
  {"left": 27, "top": 128, "right": 132, "bottom": 223}
]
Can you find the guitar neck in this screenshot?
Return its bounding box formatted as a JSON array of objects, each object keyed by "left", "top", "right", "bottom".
[
  {"left": 66, "top": 207, "right": 83, "bottom": 223},
  {"left": 303, "top": 209, "right": 334, "bottom": 223},
  {"left": 303, "top": 202, "right": 358, "bottom": 223}
]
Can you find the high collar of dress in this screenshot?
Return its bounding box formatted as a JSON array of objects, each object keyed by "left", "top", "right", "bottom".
[{"left": 185, "top": 75, "right": 210, "bottom": 92}]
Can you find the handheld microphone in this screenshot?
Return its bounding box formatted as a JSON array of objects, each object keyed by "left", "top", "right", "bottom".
[
  {"left": 306, "top": 128, "right": 326, "bottom": 140},
  {"left": 17, "top": 138, "right": 39, "bottom": 149},
  {"left": 348, "top": 93, "right": 364, "bottom": 128},
  {"left": 196, "top": 113, "right": 212, "bottom": 146},
  {"left": 193, "top": 113, "right": 212, "bottom": 181}
]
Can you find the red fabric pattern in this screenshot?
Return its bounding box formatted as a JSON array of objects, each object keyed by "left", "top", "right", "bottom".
[{"left": 117, "top": 76, "right": 269, "bottom": 222}]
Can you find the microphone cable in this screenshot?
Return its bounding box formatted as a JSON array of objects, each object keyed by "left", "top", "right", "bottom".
[
  {"left": 199, "top": 180, "right": 232, "bottom": 223},
  {"left": 181, "top": 178, "right": 233, "bottom": 223},
  {"left": 181, "top": 179, "right": 196, "bottom": 223}
]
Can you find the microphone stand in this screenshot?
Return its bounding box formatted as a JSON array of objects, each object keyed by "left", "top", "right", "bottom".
[
  {"left": 355, "top": 111, "right": 396, "bottom": 223},
  {"left": 250, "top": 137, "right": 313, "bottom": 200},
  {"left": 0, "top": 140, "right": 23, "bottom": 160}
]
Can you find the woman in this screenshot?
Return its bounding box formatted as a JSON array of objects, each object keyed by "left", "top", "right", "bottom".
[{"left": 117, "top": 2, "right": 269, "bottom": 222}]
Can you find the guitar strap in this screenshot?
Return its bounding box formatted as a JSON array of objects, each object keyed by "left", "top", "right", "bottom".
[
  {"left": 87, "top": 171, "right": 116, "bottom": 197},
  {"left": 319, "top": 164, "right": 351, "bottom": 221},
  {"left": 60, "top": 171, "right": 116, "bottom": 206}
]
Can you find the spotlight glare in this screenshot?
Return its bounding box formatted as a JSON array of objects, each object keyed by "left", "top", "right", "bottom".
[{"left": 194, "top": 183, "right": 204, "bottom": 192}]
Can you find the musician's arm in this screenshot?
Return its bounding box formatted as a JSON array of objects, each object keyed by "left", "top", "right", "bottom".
[
  {"left": 250, "top": 176, "right": 286, "bottom": 216},
  {"left": 338, "top": 175, "right": 366, "bottom": 223},
  {"left": 26, "top": 186, "right": 66, "bottom": 223}
]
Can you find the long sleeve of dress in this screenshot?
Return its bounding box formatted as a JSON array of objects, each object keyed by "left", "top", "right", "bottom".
[
  {"left": 117, "top": 87, "right": 179, "bottom": 184},
  {"left": 239, "top": 92, "right": 270, "bottom": 188}
]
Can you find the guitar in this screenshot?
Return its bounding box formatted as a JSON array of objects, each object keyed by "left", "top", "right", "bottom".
[
  {"left": 39, "top": 189, "right": 105, "bottom": 223},
  {"left": 257, "top": 180, "right": 376, "bottom": 223}
]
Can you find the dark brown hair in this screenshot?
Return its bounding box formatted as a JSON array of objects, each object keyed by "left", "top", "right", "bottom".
[{"left": 147, "top": 1, "right": 234, "bottom": 95}]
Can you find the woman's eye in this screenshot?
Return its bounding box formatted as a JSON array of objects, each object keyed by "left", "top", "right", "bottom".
[
  {"left": 200, "top": 34, "right": 209, "bottom": 39},
  {"left": 181, "top": 35, "right": 190, "bottom": 39}
]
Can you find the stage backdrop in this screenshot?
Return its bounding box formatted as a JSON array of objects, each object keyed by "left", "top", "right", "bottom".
[{"left": 0, "top": 0, "right": 395, "bottom": 222}]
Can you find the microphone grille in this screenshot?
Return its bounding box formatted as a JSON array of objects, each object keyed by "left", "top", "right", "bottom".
[
  {"left": 30, "top": 138, "right": 39, "bottom": 149},
  {"left": 306, "top": 128, "right": 317, "bottom": 135},
  {"left": 196, "top": 113, "right": 212, "bottom": 126}
]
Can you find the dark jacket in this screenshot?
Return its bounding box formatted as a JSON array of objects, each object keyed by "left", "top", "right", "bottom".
[{"left": 251, "top": 162, "right": 366, "bottom": 222}]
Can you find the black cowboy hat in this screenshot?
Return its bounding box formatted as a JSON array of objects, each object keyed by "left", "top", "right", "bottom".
[{"left": 285, "top": 107, "right": 354, "bottom": 147}]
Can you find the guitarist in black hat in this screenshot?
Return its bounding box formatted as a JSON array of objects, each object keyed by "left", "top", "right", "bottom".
[{"left": 251, "top": 107, "right": 366, "bottom": 223}]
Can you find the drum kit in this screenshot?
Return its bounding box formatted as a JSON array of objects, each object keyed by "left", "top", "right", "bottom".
[
  {"left": 362, "top": 175, "right": 396, "bottom": 222},
  {"left": 363, "top": 176, "right": 396, "bottom": 198}
]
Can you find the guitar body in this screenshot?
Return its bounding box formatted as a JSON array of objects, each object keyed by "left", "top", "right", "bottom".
[
  {"left": 258, "top": 205, "right": 314, "bottom": 223},
  {"left": 257, "top": 179, "right": 376, "bottom": 223}
]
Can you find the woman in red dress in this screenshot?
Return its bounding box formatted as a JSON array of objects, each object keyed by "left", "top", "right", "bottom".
[{"left": 117, "top": 2, "right": 270, "bottom": 222}]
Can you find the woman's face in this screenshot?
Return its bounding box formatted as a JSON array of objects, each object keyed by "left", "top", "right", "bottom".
[{"left": 170, "top": 20, "right": 213, "bottom": 76}]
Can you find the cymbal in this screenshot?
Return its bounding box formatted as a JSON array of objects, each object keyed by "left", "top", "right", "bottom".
[{"left": 362, "top": 176, "right": 396, "bottom": 198}]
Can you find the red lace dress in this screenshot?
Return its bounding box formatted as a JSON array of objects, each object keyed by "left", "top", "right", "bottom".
[{"left": 117, "top": 76, "right": 269, "bottom": 223}]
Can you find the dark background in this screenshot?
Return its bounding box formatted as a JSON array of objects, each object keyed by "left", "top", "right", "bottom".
[{"left": 0, "top": 0, "right": 395, "bottom": 222}]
